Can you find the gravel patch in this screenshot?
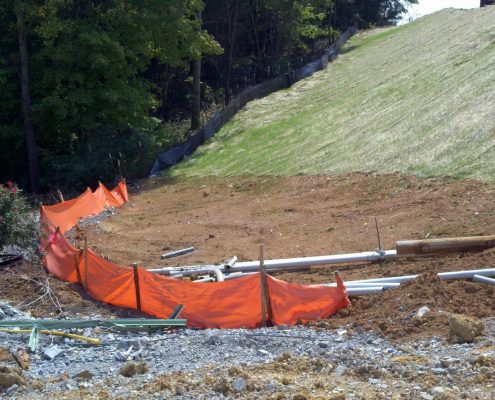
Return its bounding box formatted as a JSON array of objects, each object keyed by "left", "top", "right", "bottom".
[{"left": 0, "top": 313, "right": 493, "bottom": 399}]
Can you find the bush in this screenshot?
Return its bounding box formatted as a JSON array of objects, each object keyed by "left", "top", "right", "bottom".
[{"left": 0, "top": 182, "right": 39, "bottom": 252}]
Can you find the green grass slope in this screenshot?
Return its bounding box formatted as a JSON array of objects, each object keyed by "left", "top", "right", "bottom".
[{"left": 173, "top": 7, "right": 495, "bottom": 180}]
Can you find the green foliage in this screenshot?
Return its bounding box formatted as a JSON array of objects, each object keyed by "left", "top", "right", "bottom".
[
  {"left": 0, "top": 182, "right": 38, "bottom": 250},
  {"left": 0, "top": 0, "right": 221, "bottom": 191}
]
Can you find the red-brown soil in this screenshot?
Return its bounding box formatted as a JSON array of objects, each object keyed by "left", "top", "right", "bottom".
[{"left": 2, "top": 173, "right": 494, "bottom": 339}]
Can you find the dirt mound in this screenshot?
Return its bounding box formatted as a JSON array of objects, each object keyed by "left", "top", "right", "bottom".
[{"left": 315, "top": 270, "right": 494, "bottom": 340}]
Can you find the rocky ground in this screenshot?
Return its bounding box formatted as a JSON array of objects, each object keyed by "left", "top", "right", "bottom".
[
  {"left": 1, "top": 173, "right": 495, "bottom": 399},
  {"left": 0, "top": 308, "right": 494, "bottom": 399}
]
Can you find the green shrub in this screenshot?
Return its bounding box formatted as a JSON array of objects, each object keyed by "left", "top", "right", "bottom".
[{"left": 0, "top": 182, "right": 39, "bottom": 251}]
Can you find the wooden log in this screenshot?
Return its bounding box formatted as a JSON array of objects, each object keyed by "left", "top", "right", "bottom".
[
  {"left": 132, "top": 263, "right": 142, "bottom": 311},
  {"left": 396, "top": 236, "right": 495, "bottom": 256}
]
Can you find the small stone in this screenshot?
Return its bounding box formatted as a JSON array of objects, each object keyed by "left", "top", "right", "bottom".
[
  {"left": 73, "top": 370, "right": 94, "bottom": 381},
  {"left": 0, "top": 366, "right": 24, "bottom": 387},
  {"left": 440, "top": 357, "right": 458, "bottom": 368},
  {"left": 449, "top": 314, "right": 484, "bottom": 343},
  {"left": 318, "top": 342, "right": 329, "bottom": 349},
  {"left": 231, "top": 377, "right": 246, "bottom": 392},
  {"left": 117, "top": 339, "right": 139, "bottom": 350},
  {"left": 281, "top": 377, "right": 292, "bottom": 385},
  {"left": 416, "top": 306, "right": 430, "bottom": 318},
  {"left": 335, "top": 365, "right": 346, "bottom": 377},
  {"left": 257, "top": 349, "right": 270, "bottom": 357},
  {"left": 293, "top": 394, "right": 308, "bottom": 400},
  {"left": 431, "top": 368, "right": 447, "bottom": 375},
  {"left": 119, "top": 361, "right": 148, "bottom": 377},
  {"left": 6, "top": 383, "right": 18, "bottom": 395},
  {"left": 420, "top": 393, "right": 434, "bottom": 400},
  {"left": 368, "top": 378, "right": 379, "bottom": 385},
  {"left": 43, "top": 346, "right": 63, "bottom": 361},
  {"left": 431, "top": 386, "right": 447, "bottom": 395}
]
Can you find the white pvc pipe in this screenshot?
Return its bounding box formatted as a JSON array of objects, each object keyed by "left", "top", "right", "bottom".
[
  {"left": 148, "top": 249, "right": 398, "bottom": 275},
  {"left": 325, "top": 282, "right": 401, "bottom": 289},
  {"left": 223, "top": 272, "right": 256, "bottom": 281},
  {"left": 337, "top": 267, "right": 495, "bottom": 286},
  {"left": 438, "top": 267, "right": 495, "bottom": 281},
  {"left": 347, "top": 275, "right": 419, "bottom": 284},
  {"left": 346, "top": 287, "right": 384, "bottom": 296},
  {"left": 212, "top": 269, "right": 225, "bottom": 282},
  {"left": 193, "top": 277, "right": 214, "bottom": 283},
  {"left": 161, "top": 247, "right": 194, "bottom": 259},
  {"left": 224, "top": 256, "right": 238, "bottom": 269},
  {"left": 473, "top": 274, "right": 495, "bottom": 286},
  {"left": 230, "top": 250, "right": 397, "bottom": 270}
]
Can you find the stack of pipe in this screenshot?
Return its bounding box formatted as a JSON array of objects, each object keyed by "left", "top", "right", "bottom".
[{"left": 149, "top": 249, "right": 398, "bottom": 277}]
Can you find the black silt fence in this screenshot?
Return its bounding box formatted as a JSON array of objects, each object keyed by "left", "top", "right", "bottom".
[{"left": 150, "top": 26, "right": 357, "bottom": 176}]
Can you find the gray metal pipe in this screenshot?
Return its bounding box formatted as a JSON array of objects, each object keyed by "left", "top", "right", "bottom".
[{"left": 473, "top": 274, "right": 495, "bottom": 286}]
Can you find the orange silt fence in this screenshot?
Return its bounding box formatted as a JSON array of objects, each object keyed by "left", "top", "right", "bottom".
[{"left": 41, "top": 181, "right": 350, "bottom": 328}]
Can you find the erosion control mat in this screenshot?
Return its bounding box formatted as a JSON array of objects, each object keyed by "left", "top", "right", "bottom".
[{"left": 40, "top": 181, "right": 350, "bottom": 328}]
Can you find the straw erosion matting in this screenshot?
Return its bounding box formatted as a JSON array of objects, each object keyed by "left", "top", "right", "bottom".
[{"left": 75, "top": 173, "right": 495, "bottom": 340}]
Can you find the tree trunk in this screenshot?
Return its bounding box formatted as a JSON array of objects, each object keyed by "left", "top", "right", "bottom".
[
  {"left": 191, "top": 10, "right": 202, "bottom": 131},
  {"left": 18, "top": 29, "right": 40, "bottom": 194},
  {"left": 225, "top": 0, "right": 239, "bottom": 105}
]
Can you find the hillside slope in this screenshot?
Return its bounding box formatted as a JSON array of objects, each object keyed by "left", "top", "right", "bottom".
[{"left": 173, "top": 7, "right": 495, "bottom": 180}]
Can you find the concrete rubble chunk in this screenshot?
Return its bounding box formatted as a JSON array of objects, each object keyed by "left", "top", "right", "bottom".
[{"left": 42, "top": 346, "right": 63, "bottom": 361}]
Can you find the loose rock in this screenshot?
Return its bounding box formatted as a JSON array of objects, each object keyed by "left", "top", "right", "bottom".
[{"left": 449, "top": 314, "right": 484, "bottom": 343}]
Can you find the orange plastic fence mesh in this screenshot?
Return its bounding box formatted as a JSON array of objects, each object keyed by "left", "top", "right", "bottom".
[{"left": 41, "top": 182, "right": 350, "bottom": 328}]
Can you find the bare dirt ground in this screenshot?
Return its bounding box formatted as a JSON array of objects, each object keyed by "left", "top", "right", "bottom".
[
  {"left": 1, "top": 173, "right": 495, "bottom": 399},
  {"left": 2, "top": 173, "right": 494, "bottom": 335},
  {"left": 69, "top": 173, "right": 495, "bottom": 339}
]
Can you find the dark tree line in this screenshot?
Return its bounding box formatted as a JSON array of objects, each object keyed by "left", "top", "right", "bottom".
[{"left": 0, "top": 0, "right": 416, "bottom": 193}]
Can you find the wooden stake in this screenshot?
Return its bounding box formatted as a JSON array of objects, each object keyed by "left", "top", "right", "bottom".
[
  {"left": 56, "top": 189, "right": 64, "bottom": 203},
  {"left": 132, "top": 263, "right": 142, "bottom": 311},
  {"left": 74, "top": 254, "right": 82, "bottom": 285},
  {"left": 83, "top": 237, "right": 88, "bottom": 290},
  {"left": 259, "top": 244, "right": 267, "bottom": 327}
]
